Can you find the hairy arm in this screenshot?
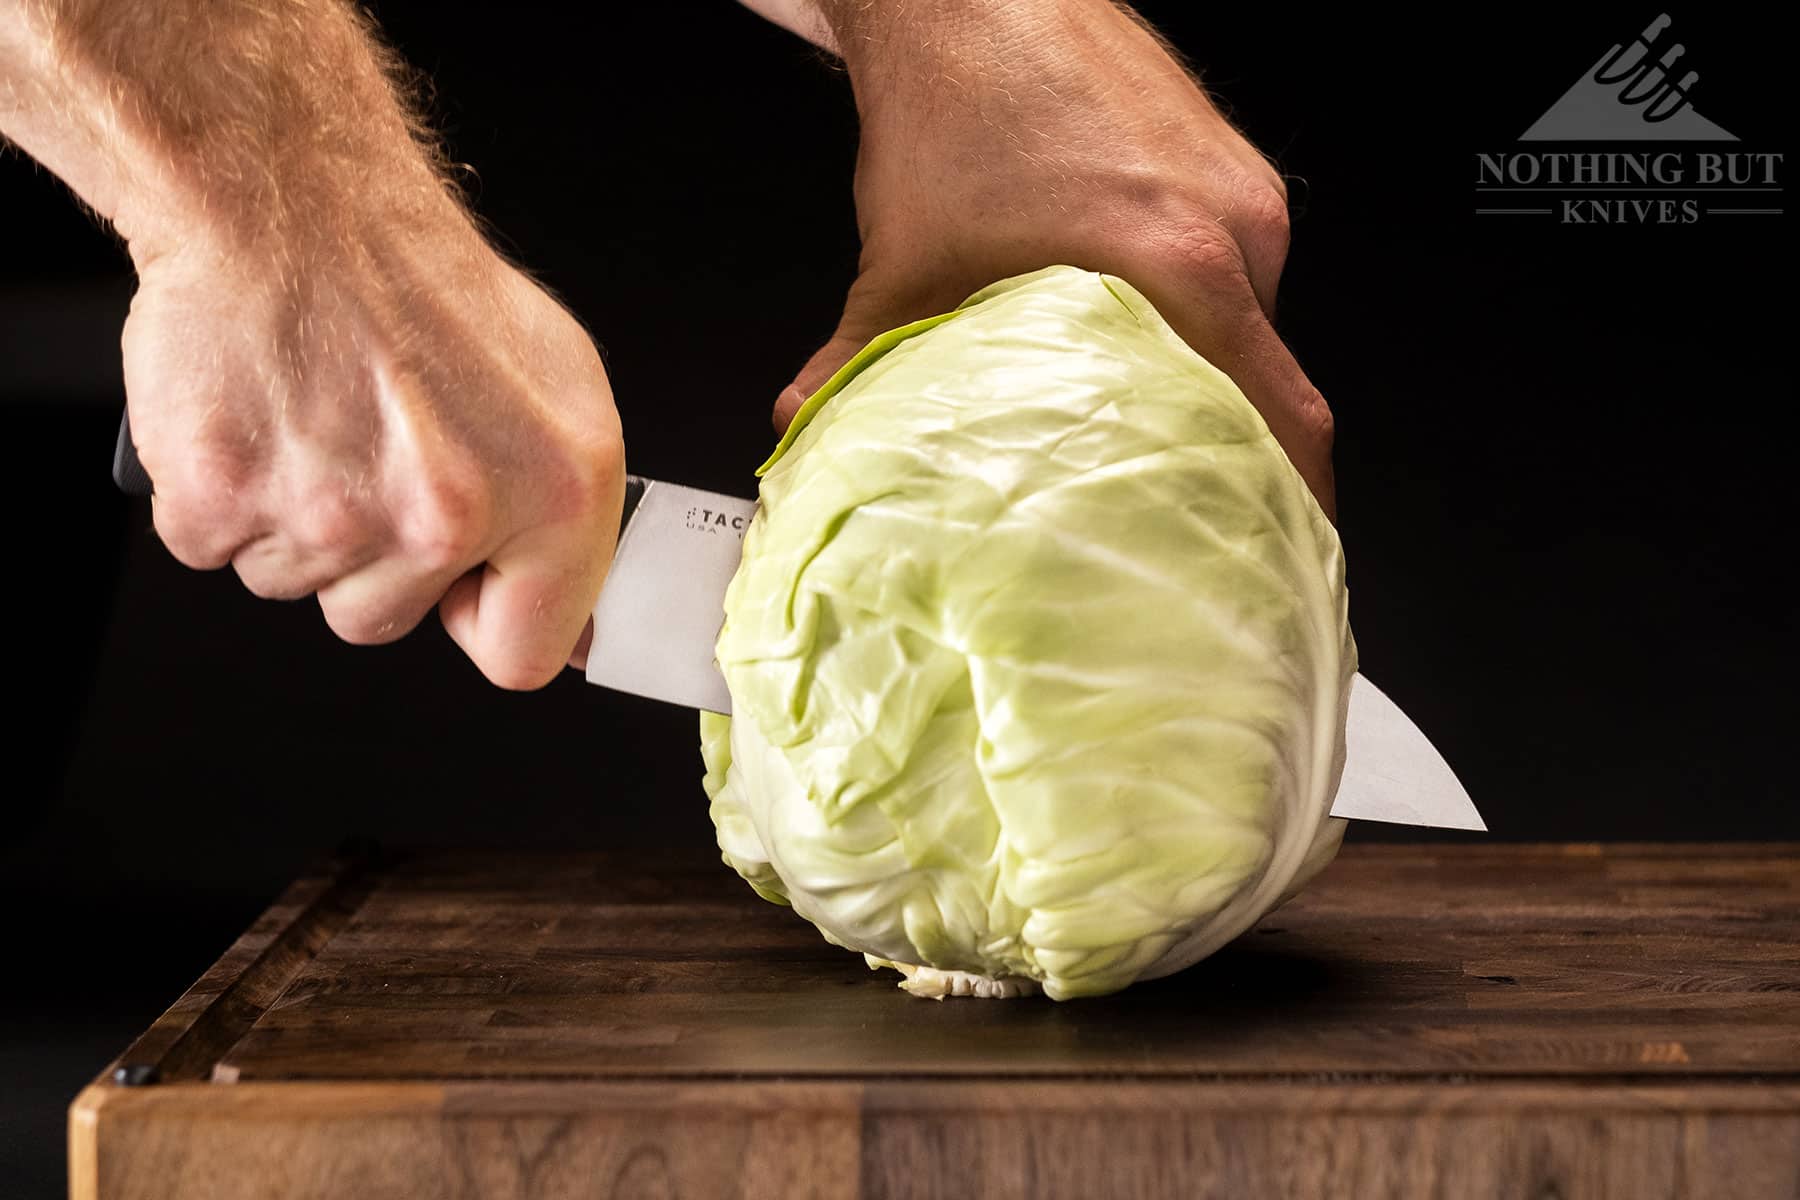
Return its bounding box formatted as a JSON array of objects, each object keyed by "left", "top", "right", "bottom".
[{"left": 0, "top": 0, "right": 456, "bottom": 256}]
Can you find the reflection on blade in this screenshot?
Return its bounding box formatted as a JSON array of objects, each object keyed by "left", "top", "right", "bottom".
[{"left": 1330, "top": 674, "right": 1486, "bottom": 830}]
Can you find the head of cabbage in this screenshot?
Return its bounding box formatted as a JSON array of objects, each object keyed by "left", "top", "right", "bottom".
[{"left": 700, "top": 265, "right": 1354, "bottom": 1000}]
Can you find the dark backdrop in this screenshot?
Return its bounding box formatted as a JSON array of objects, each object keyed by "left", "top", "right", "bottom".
[{"left": 2, "top": 3, "right": 1791, "bottom": 1193}]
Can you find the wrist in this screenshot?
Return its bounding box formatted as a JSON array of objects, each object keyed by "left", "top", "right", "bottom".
[
  {"left": 113, "top": 60, "right": 463, "bottom": 272},
  {"left": 0, "top": 7, "right": 142, "bottom": 226},
  {"left": 119, "top": 145, "right": 468, "bottom": 276},
  {"left": 816, "top": 0, "right": 1101, "bottom": 119}
]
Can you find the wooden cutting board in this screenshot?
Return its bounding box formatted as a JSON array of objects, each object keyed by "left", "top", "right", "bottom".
[{"left": 71, "top": 843, "right": 1800, "bottom": 1199}]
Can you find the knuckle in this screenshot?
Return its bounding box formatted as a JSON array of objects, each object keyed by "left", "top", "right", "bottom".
[
  {"left": 581, "top": 427, "right": 627, "bottom": 492},
  {"left": 584, "top": 431, "right": 627, "bottom": 505},
  {"left": 290, "top": 486, "right": 370, "bottom": 554},
  {"left": 1231, "top": 194, "right": 1292, "bottom": 300},
  {"left": 590, "top": 427, "right": 627, "bottom": 483},
  {"left": 1235, "top": 177, "right": 1292, "bottom": 255},
  {"left": 139, "top": 423, "right": 264, "bottom": 569},
  {"left": 399, "top": 472, "right": 489, "bottom": 572},
  {"left": 177, "top": 454, "right": 258, "bottom": 510},
  {"left": 1159, "top": 219, "right": 1254, "bottom": 292},
  {"left": 1293, "top": 383, "right": 1336, "bottom": 454},
  {"left": 136, "top": 400, "right": 263, "bottom": 496},
  {"left": 542, "top": 431, "right": 625, "bottom": 527},
  {"left": 1147, "top": 176, "right": 1290, "bottom": 296},
  {"left": 1259, "top": 166, "right": 1292, "bottom": 212},
  {"left": 152, "top": 494, "right": 243, "bottom": 571}
]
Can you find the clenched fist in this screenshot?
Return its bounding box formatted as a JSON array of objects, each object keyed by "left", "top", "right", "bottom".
[
  {"left": 775, "top": 0, "right": 1336, "bottom": 517},
  {"left": 127, "top": 210, "right": 623, "bottom": 689}
]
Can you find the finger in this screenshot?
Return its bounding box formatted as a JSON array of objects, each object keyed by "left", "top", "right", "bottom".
[
  {"left": 774, "top": 329, "right": 878, "bottom": 434},
  {"left": 124, "top": 324, "right": 272, "bottom": 570},
  {"left": 143, "top": 427, "right": 271, "bottom": 570},
  {"left": 438, "top": 510, "right": 621, "bottom": 691},
  {"left": 1217, "top": 179, "right": 1294, "bottom": 321},
  {"left": 150, "top": 491, "right": 263, "bottom": 571},
  {"left": 1219, "top": 318, "right": 1336, "bottom": 522},
  {"left": 229, "top": 486, "right": 390, "bottom": 600},
  {"left": 316, "top": 553, "right": 476, "bottom": 646},
  {"left": 773, "top": 271, "right": 950, "bottom": 433},
  {"left": 1131, "top": 272, "right": 1336, "bottom": 520},
  {"left": 231, "top": 533, "right": 381, "bottom": 601}
]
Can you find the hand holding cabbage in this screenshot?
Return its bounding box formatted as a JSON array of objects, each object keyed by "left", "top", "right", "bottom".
[
  {"left": 758, "top": 0, "right": 1336, "bottom": 517},
  {"left": 703, "top": 266, "right": 1353, "bottom": 1000}
]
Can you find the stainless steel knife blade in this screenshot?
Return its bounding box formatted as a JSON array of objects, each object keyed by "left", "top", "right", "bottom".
[
  {"left": 1339, "top": 674, "right": 1485, "bottom": 831},
  {"left": 585, "top": 476, "right": 756, "bottom": 715},
  {"left": 586, "top": 475, "right": 1484, "bottom": 832}
]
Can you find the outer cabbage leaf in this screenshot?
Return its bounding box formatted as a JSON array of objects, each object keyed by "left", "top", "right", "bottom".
[{"left": 701, "top": 265, "right": 1354, "bottom": 1000}]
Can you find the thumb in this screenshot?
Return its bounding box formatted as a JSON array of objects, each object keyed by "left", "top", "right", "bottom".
[
  {"left": 773, "top": 326, "right": 878, "bottom": 434},
  {"left": 438, "top": 517, "right": 618, "bottom": 691},
  {"left": 776, "top": 274, "right": 928, "bottom": 433}
]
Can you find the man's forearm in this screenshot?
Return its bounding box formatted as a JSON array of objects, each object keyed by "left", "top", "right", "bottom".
[
  {"left": 740, "top": 0, "right": 1023, "bottom": 61},
  {"left": 0, "top": 0, "right": 459, "bottom": 259},
  {"left": 781, "top": 0, "right": 1033, "bottom": 78},
  {"left": 750, "top": 0, "right": 1158, "bottom": 130}
]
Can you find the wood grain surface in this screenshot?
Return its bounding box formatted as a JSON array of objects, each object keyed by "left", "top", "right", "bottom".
[{"left": 70, "top": 844, "right": 1800, "bottom": 1199}]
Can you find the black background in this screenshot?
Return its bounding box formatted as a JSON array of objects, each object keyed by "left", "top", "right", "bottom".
[{"left": 1, "top": 4, "right": 1791, "bottom": 1192}]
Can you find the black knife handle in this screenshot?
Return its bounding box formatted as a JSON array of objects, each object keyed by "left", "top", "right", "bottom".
[{"left": 113, "top": 410, "right": 153, "bottom": 497}]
